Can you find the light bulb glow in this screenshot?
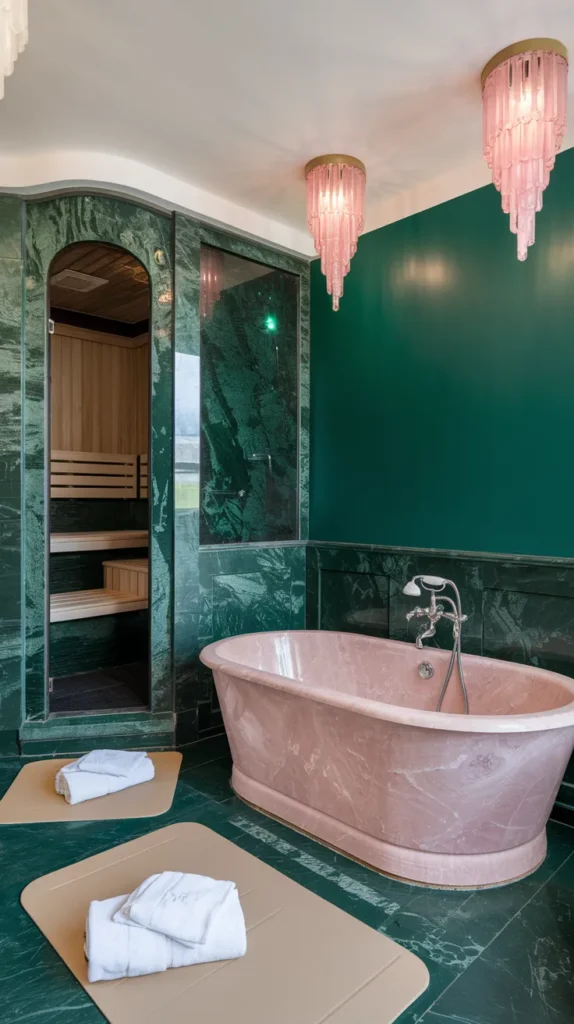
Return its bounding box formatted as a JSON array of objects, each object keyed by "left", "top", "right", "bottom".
[
  {"left": 482, "top": 40, "right": 568, "bottom": 260},
  {"left": 0, "top": 0, "right": 27, "bottom": 100}
]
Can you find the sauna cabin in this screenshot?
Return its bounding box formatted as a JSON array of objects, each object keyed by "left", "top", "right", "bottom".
[{"left": 48, "top": 243, "right": 151, "bottom": 714}]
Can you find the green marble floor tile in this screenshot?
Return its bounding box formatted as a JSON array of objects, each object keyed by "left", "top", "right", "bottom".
[
  {"left": 178, "top": 732, "right": 231, "bottom": 770},
  {"left": 2, "top": 754, "right": 574, "bottom": 1024},
  {"left": 425, "top": 855, "right": 574, "bottom": 1023},
  {"left": 0, "top": 902, "right": 101, "bottom": 1024},
  {"left": 178, "top": 754, "right": 233, "bottom": 802}
]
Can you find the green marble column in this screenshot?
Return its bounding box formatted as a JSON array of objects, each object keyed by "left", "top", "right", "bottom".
[
  {"left": 0, "top": 196, "right": 24, "bottom": 750},
  {"left": 23, "top": 195, "right": 174, "bottom": 730},
  {"left": 173, "top": 214, "right": 201, "bottom": 744}
]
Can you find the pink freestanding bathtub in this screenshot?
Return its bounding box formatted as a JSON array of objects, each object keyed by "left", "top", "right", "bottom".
[{"left": 200, "top": 630, "right": 574, "bottom": 888}]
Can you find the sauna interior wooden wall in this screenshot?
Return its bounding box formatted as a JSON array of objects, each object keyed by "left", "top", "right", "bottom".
[{"left": 50, "top": 323, "right": 149, "bottom": 455}]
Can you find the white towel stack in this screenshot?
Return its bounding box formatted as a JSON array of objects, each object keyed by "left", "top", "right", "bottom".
[
  {"left": 86, "top": 871, "right": 246, "bottom": 982},
  {"left": 55, "top": 749, "right": 154, "bottom": 805}
]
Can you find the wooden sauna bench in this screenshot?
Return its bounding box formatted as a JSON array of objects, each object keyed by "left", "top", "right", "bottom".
[
  {"left": 50, "top": 558, "right": 149, "bottom": 623},
  {"left": 50, "top": 530, "right": 148, "bottom": 553},
  {"left": 50, "top": 589, "right": 147, "bottom": 622}
]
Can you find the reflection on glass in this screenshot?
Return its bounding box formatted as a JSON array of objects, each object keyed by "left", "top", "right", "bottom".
[
  {"left": 175, "top": 352, "right": 200, "bottom": 509},
  {"left": 200, "top": 247, "right": 224, "bottom": 321},
  {"left": 200, "top": 245, "right": 298, "bottom": 544}
]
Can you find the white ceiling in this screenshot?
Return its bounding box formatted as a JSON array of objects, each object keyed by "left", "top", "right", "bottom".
[{"left": 1, "top": 0, "right": 574, "bottom": 254}]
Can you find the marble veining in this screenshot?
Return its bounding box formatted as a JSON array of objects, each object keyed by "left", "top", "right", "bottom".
[
  {"left": 200, "top": 260, "right": 299, "bottom": 544},
  {"left": 0, "top": 197, "right": 24, "bottom": 735},
  {"left": 23, "top": 194, "right": 174, "bottom": 728},
  {"left": 307, "top": 541, "right": 574, "bottom": 822},
  {"left": 201, "top": 630, "right": 574, "bottom": 887},
  {"left": 0, "top": 739, "right": 573, "bottom": 1022},
  {"left": 172, "top": 215, "right": 309, "bottom": 746}
]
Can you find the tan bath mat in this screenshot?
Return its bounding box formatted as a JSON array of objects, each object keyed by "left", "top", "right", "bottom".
[
  {"left": 0, "top": 752, "right": 182, "bottom": 823},
  {"left": 20, "top": 822, "right": 428, "bottom": 1024}
]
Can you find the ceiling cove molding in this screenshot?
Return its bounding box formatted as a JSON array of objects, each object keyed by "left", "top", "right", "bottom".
[{"left": 0, "top": 149, "right": 315, "bottom": 258}]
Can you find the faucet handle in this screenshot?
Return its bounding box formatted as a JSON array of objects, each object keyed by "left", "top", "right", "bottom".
[
  {"left": 442, "top": 611, "right": 468, "bottom": 624},
  {"left": 406, "top": 605, "right": 425, "bottom": 622}
]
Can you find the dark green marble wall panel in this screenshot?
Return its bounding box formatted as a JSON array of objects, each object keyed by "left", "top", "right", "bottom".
[
  {"left": 173, "top": 215, "right": 201, "bottom": 745},
  {"left": 201, "top": 260, "right": 298, "bottom": 545},
  {"left": 23, "top": 194, "right": 173, "bottom": 724},
  {"left": 318, "top": 568, "right": 389, "bottom": 636},
  {"left": 173, "top": 215, "right": 309, "bottom": 747},
  {"left": 0, "top": 729, "right": 19, "bottom": 756},
  {"left": 193, "top": 543, "right": 305, "bottom": 742},
  {"left": 49, "top": 611, "right": 149, "bottom": 679},
  {"left": 0, "top": 647, "right": 22, "bottom": 740},
  {"left": 483, "top": 590, "right": 574, "bottom": 677},
  {"left": 174, "top": 509, "right": 200, "bottom": 715},
  {"left": 0, "top": 196, "right": 23, "bottom": 734},
  {"left": 200, "top": 543, "right": 305, "bottom": 643},
  {"left": 198, "top": 226, "right": 310, "bottom": 542},
  {"left": 310, "top": 145, "right": 574, "bottom": 557},
  {"left": 307, "top": 540, "right": 574, "bottom": 818},
  {"left": 307, "top": 543, "right": 484, "bottom": 653},
  {"left": 19, "top": 709, "right": 174, "bottom": 755}
]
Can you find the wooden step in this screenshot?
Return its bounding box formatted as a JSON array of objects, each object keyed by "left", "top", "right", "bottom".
[
  {"left": 50, "top": 530, "right": 148, "bottom": 553},
  {"left": 50, "top": 589, "right": 147, "bottom": 623},
  {"left": 103, "top": 558, "right": 149, "bottom": 599}
]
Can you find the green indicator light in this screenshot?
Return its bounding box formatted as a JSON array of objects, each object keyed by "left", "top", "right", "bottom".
[{"left": 265, "top": 315, "right": 277, "bottom": 332}]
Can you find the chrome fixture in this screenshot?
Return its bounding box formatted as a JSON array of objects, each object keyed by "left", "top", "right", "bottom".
[
  {"left": 418, "top": 661, "right": 434, "bottom": 679},
  {"left": 248, "top": 453, "right": 273, "bottom": 471},
  {"left": 403, "top": 575, "right": 469, "bottom": 714}
]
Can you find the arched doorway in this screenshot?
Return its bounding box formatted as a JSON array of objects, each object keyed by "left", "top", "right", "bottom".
[{"left": 47, "top": 242, "right": 151, "bottom": 714}]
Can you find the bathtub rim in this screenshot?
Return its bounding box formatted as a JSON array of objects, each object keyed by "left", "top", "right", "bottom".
[{"left": 200, "top": 629, "right": 574, "bottom": 735}]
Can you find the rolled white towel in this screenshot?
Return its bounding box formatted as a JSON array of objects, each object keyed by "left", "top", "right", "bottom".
[
  {"left": 55, "top": 753, "right": 154, "bottom": 805},
  {"left": 113, "top": 871, "right": 237, "bottom": 946},
  {"left": 86, "top": 888, "right": 246, "bottom": 982},
  {"left": 74, "top": 749, "right": 148, "bottom": 778}
]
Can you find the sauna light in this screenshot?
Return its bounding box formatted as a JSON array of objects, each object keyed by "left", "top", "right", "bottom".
[
  {"left": 482, "top": 38, "right": 568, "bottom": 260},
  {"left": 0, "top": 0, "right": 27, "bottom": 100},
  {"left": 305, "top": 155, "right": 366, "bottom": 311}
]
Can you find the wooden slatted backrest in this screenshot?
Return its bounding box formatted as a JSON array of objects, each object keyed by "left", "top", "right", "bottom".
[
  {"left": 139, "top": 454, "right": 148, "bottom": 498},
  {"left": 50, "top": 451, "right": 138, "bottom": 499}
]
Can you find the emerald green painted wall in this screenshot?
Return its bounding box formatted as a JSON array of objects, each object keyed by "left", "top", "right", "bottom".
[{"left": 310, "top": 146, "right": 574, "bottom": 557}]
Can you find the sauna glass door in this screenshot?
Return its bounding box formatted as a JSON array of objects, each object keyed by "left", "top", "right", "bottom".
[{"left": 47, "top": 243, "right": 151, "bottom": 715}]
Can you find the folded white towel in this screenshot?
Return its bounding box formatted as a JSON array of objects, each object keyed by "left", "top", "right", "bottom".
[
  {"left": 113, "top": 871, "right": 237, "bottom": 946},
  {"left": 75, "top": 749, "right": 148, "bottom": 778},
  {"left": 86, "top": 887, "right": 247, "bottom": 982},
  {"left": 55, "top": 753, "right": 154, "bottom": 805}
]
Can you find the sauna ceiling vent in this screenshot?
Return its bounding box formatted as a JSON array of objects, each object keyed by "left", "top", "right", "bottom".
[{"left": 50, "top": 269, "right": 108, "bottom": 292}]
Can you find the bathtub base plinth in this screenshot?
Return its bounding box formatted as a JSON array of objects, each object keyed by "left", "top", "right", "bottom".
[{"left": 232, "top": 766, "right": 547, "bottom": 889}]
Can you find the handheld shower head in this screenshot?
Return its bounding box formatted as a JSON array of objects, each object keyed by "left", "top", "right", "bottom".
[
  {"left": 420, "top": 575, "right": 446, "bottom": 588},
  {"left": 403, "top": 580, "right": 422, "bottom": 597}
]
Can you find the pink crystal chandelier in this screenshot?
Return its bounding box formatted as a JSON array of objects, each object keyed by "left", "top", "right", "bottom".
[
  {"left": 200, "top": 247, "right": 224, "bottom": 321},
  {"left": 305, "top": 154, "right": 366, "bottom": 310},
  {"left": 482, "top": 38, "right": 568, "bottom": 261}
]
